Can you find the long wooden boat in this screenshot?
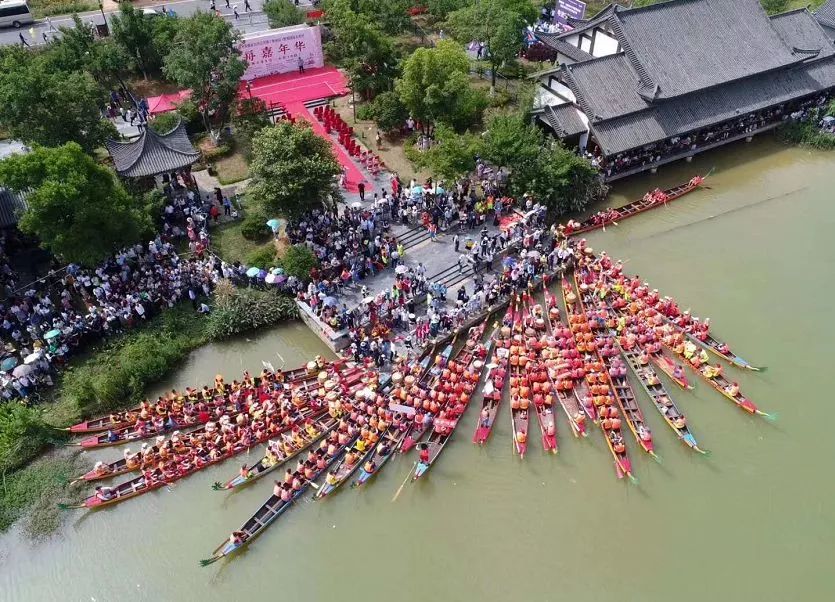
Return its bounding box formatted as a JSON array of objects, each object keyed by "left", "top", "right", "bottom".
[
  {"left": 527, "top": 302, "right": 558, "bottom": 453},
  {"left": 61, "top": 406, "right": 329, "bottom": 511},
  {"left": 472, "top": 304, "right": 514, "bottom": 444},
  {"left": 399, "top": 344, "right": 455, "bottom": 453},
  {"left": 562, "top": 275, "right": 633, "bottom": 480},
  {"left": 565, "top": 175, "right": 704, "bottom": 236},
  {"left": 72, "top": 369, "right": 326, "bottom": 451},
  {"left": 62, "top": 368, "right": 369, "bottom": 511},
  {"left": 211, "top": 412, "right": 339, "bottom": 491},
  {"left": 64, "top": 362, "right": 327, "bottom": 434},
  {"left": 509, "top": 296, "right": 531, "bottom": 459},
  {"left": 413, "top": 328, "right": 493, "bottom": 479},
  {"left": 200, "top": 431, "right": 360, "bottom": 566},
  {"left": 541, "top": 288, "right": 588, "bottom": 437},
  {"left": 618, "top": 343, "right": 708, "bottom": 454},
  {"left": 70, "top": 372, "right": 326, "bottom": 484},
  {"left": 658, "top": 313, "right": 763, "bottom": 371},
  {"left": 574, "top": 273, "right": 656, "bottom": 458}
]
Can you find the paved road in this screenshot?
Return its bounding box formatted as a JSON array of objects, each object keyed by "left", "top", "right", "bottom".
[{"left": 0, "top": 0, "right": 319, "bottom": 47}]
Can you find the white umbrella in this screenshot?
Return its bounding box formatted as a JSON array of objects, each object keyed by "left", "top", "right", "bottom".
[
  {"left": 351, "top": 202, "right": 362, "bottom": 209},
  {"left": 12, "top": 363, "right": 34, "bottom": 377},
  {"left": 362, "top": 296, "right": 374, "bottom": 304},
  {"left": 23, "top": 351, "right": 42, "bottom": 365},
  {"left": 395, "top": 265, "right": 408, "bottom": 274}
]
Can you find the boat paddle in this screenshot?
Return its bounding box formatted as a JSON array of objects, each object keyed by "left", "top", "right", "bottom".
[{"left": 391, "top": 461, "right": 417, "bottom": 502}]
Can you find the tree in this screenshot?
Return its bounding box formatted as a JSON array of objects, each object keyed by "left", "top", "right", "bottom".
[
  {"left": 45, "top": 17, "right": 130, "bottom": 88},
  {"left": 0, "top": 49, "right": 116, "bottom": 153},
  {"left": 323, "top": 0, "right": 411, "bottom": 35},
  {"left": 369, "top": 91, "right": 409, "bottom": 132},
  {"left": 414, "top": 124, "right": 482, "bottom": 181},
  {"left": 396, "top": 40, "right": 484, "bottom": 130},
  {"left": 426, "top": 0, "right": 470, "bottom": 20},
  {"left": 163, "top": 13, "right": 247, "bottom": 132},
  {"left": 520, "top": 142, "right": 606, "bottom": 216},
  {"left": 446, "top": 0, "right": 533, "bottom": 92},
  {"left": 247, "top": 122, "right": 341, "bottom": 217},
  {"left": 481, "top": 112, "right": 541, "bottom": 171},
  {"left": 325, "top": 2, "right": 399, "bottom": 99},
  {"left": 263, "top": 0, "right": 304, "bottom": 28},
  {"left": 280, "top": 245, "right": 319, "bottom": 280},
  {"left": 0, "top": 144, "right": 153, "bottom": 266},
  {"left": 110, "top": 5, "right": 154, "bottom": 77}
]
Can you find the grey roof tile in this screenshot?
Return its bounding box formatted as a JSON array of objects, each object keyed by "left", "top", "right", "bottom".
[
  {"left": 106, "top": 121, "right": 200, "bottom": 178},
  {"left": 536, "top": 33, "right": 595, "bottom": 63},
  {"left": 816, "top": 0, "right": 835, "bottom": 29},
  {"left": 612, "top": 0, "right": 803, "bottom": 99},
  {"left": 542, "top": 104, "right": 588, "bottom": 137},
  {"left": 771, "top": 8, "right": 834, "bottom": 57},
  {"left": 591, "top": 55, "right": 835, "bottom": 155}
]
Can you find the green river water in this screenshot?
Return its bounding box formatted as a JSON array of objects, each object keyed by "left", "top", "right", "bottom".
[{"left": 1, "top": 136, "right": 833, "bottom": 601}]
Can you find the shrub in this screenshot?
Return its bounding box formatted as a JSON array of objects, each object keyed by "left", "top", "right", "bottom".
[
  {"left": 0, "top": 404, "right": 56, "bottom": 474},
  {"left": 148, "top": 112, "right": 181, "bottom": 134},
  {"left": 370, "top": 91, "right": 409, "bottom": 132},
  {"left": 778, "top": 121, "right": 835, "bottom": 150},
  {"left": 355, "top": 103, "right": 375, "bottom": 121},
  {"left": 240, "top": 211, "right": 271, "bottom": 241},
  {"left": 522, "top": 42, "right": 557, "bottom": 63},
  {"left": 245, "top": 244, "right": 278, "bottom": 268},
  {"left": 264, "top": 0, "right": 304, "bottom": 28},
  {"left": 279, "top": 244, "right": 318, "bottom": 280},
  {"left": 206, "top": 285, "right": 298, "bottom": 339}
]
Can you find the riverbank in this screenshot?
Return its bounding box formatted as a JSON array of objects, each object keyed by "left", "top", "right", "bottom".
[{"left": 0, "top": 288, "right": 297, "bottom": 537}]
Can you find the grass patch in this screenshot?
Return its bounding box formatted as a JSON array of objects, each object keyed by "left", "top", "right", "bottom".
[
  {"left": 0, "top": 452, "right": 87, "bottom": 538},
  {"left": 214, "top": 149, "right": 250, "bottom": 185},
  {"left": 777, "top": 121, "right": 835, "bottom": 149},
  {"left": 28, "top": 0, "right": 96, "bottom": 18},
  {"left": 211, "top": 219, "right": 274, "bottom": 265}
]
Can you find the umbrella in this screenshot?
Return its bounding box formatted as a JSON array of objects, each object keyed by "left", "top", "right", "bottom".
[
  {"left": 1, "top": 357, "right": 18, "bottom": 372},
  {"left": 258, "top": 269, "right": 268, "bottom": 279},
  {"left": 246, "top": 267, "right": 260, "bottom": 277},
  {"left": 271, "top": 267, "right": 285, "bottom": 275},
  {"left": 502, "top": 257, "right": 517, "bottom": 268},
  {"left": 24, "top": 351, "right": 42, "bottom": 365},
  {"left": 395, "top": 265, "right": 408, "bottom": 274},
  {"left": 410, "top": 186, "right": 424, "bottom": 197},
  {"left": 432, "top": 186, "right": 445, "bottom": 195},
  {"left": 44, "top": 329, "right": 61, "bottom": 340},
  {"left": 350, "top": 202, "right": 362, "bottom": 209},
  {"left": 275, "top": 274, "right": 287, "bottom": 284},
  {"left": 528, "top": 250, "right": 541, "bottom": 259},
  {"left": 12, "top": 363, "right": 33, "bottom": 378},
  {"left": 265, "top": 274, "right": 278, "bottom": 284},
  {"left": 323, "top": 296, "right": 338, "bottom": 307},
  {"left": 362, "top": 296, "right": 374, "bottom": 304},
  {"left": 266, "top": 218, "right": 281, "bottom": 230}
]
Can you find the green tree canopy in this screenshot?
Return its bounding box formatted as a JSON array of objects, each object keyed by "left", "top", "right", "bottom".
[
  {"left": 110, "top": 5, "right": 181, "bottom": 78},
  {"left": 426, "top": 0, "right": 470, "bottom": 20},
  {"left": 263, "top": 0, "right": 304, "bottom": 28},
  {"left": 0, "top": 144, "right": 153, "bottom": 266},
  {"left": 413, "top": 124, "right": 482, "bottom": 181},
  {"left": 519, "top": 142, "right": 606, "bottom": 216},
  {"left": 446, "top": 0, "right": 534, "bottom": 91},
  {"left": 163, "top": 13, "right": 246, "bottom": 131},
  {"left": 369, "top": 91, "right": 409, "bottom": 132},
  {"left": 325, "top": 1, "right": 400, "bottom": 99},
  {"left": 0, "top": 48, "right": 115, "bottom": 153},
  {"left": 45, "top": 16, "right": 130, "bottom": 88},
  {"left": 396, "top": 40, "right": 486, "bottom": 131},
  {"left": 481, "top": 112, "right": 541, "bottom": 171},
  {"left": 247, "top": 122, "right": 341, "bottom": 217}
]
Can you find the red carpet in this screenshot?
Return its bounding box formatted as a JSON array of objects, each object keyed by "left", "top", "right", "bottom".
[
  {"left": 242, "top": 67, "right": 364, "bottom": 193},
  {"left": 241, "top": 66, "right": 350, "bottom": 107},
  {"left": 287, "top": 102, "right": 366, "bottom": 193}
]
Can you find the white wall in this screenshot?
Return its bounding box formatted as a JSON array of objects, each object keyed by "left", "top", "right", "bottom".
[{"left": 592, "top": 31, "right": 619, "bottom": 57}]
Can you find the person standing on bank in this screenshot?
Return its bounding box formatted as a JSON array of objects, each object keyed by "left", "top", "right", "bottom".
[
  {"left": 358, "top": 182, "right": 365, "bottom": 202},
  {"left": 298, "top": 56, "right": 305, "bottom": 74}
]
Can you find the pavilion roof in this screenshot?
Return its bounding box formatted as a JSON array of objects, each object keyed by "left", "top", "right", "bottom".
[
  {"left": 542, "top": 104, "right": 587, "bottom": 138},
  {"left": 106, "top": 121, "right": 200, "bottom": 178}
]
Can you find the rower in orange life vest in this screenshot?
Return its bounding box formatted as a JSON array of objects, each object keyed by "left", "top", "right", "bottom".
[{"left": 702, "top": 363, "right": 723, "bottom": 379}]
